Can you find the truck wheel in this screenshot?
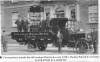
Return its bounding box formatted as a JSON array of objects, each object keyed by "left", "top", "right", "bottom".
[
  {"left": 75, "top": 39, "right": 89, "bottom": 53},
  {"left": 38, "top": 46, "right": 46, "bottom": 51},
  {"left": 38, "top": 43, "right": 47, "bottom": 51}
]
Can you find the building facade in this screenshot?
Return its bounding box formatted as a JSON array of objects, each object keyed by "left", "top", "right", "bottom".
[{"left": 1, "top": 0, "right": 98, "bottom": 32}]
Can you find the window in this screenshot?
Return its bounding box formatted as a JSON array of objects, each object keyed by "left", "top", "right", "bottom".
[
  {"left": 71, "top": 8, "right": 76, "bottom": 21},
  {"left": 88, "top": 5, "right": 98, "bottom": 23},
  {"left": 12, "top": 12, "right": 19, "bottom": 27}
]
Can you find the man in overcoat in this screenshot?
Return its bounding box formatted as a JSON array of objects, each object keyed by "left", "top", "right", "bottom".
[
  {"left": 23, "top": 19, "right": 29, "bottom": 32},
  {"left": 91, "top": 28, "right": 98, "bottom": 53},
  {"left": 15, "top": 16, "right": 24, "bottom": 32}
]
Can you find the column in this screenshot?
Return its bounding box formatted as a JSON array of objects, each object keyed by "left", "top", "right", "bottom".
[
  {"left": 65, "top": 5, "right": 71, "bottom": 19},
  {"left": 76, "top": 4, "right": 80, "bottom": 21}
]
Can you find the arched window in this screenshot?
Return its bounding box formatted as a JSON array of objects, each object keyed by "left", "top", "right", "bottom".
[
  {"left": 12, "top": 12, "right": 19, "bottom": 27},
  {"left": 55, "top": 5, "right": 65, "bottom": 18}
]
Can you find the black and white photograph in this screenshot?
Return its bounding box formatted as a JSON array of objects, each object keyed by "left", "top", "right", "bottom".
[{"left": 0, "top": 0, "right": 98, "bottom": 55}]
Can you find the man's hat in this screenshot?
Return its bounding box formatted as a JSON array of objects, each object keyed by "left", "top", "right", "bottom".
[{"left": 3, "top": 30, "right": 6, "bottom": 32}]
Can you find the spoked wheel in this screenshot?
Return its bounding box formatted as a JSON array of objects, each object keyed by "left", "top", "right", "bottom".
[
  {"left": 38, "top": 46, "right": 46, "bottom": 51},
  {"left": 75, "top": 39, "right": 89, "bottom": 53},
  {"left": 38, "top": 43, "right": 47, "bottom": 51},
  {"left": 27, "top": 42, "right": 37, "bottom": 49},
  {"left": 78, "top": 43, "right": 88, "bottom": 53},
  {"left": 27, "top": 43, "right": 35, "bottom": 49}
]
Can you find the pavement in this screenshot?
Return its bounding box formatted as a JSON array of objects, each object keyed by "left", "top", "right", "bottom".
[
  {"left": 1, "top": 44, "right": 94, "bottom": 55},
  {"left": 1, "top": 35, "right": 94, "bottom": 55}
]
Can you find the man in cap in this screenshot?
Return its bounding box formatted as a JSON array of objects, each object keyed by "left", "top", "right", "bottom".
[
  {"left": 91, "top": 28, "right": 98, "bottom": 53},
  {"left": 2, "top": 30, "right": 8, "bottom": 52},
  {"left": 15, "top": 15, "right": 24, "bottom": 32},
  {"left": 23, "top": 18, "right": 29, "bottom": 32}
]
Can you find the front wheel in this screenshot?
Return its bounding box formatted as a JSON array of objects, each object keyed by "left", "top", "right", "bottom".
[{"left": 75, "top": 39, "right": 89, "bottom": 53}]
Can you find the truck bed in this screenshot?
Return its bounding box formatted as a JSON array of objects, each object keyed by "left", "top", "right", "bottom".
[{"left": 11, "top": 32, "right": 52, "bottom": 40}]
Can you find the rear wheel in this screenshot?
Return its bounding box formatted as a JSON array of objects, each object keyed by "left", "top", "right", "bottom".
[
  {"left": 27, "top": 40, "right": 37, "bottom": 49},
  {"left": 38, "top": 46, "right": 46, "bottom": 51},
  {"left": 38, "top": 42, "right": 47, "bottom": 51}
]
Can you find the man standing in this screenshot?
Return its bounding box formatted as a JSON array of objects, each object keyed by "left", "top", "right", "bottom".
[
  {"left": 23, "top": 19, "right": 29, "bottom": 32},
  {"left": 57, "top": 29, "right": 63, "bottom": 53},
  {"left": 15, "top": 15, "right": 24, "bottom": 32},
  {"left": 91, "top": 28, "right": 98, "bottom": 53},
  {"left": 2, "top": 30, "right": 7, "bottom": 52}
]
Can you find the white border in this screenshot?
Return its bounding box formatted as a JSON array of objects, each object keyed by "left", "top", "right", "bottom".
[{"left": 0, "top": 0, "right": 100, "bottom": 62}]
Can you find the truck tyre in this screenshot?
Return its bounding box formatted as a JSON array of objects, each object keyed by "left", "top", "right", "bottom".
[
  {"left": 38, "top": 43, "right": 47, "bottom": 51},
  {"left": 38, "top": 46, "right": 46, "bottom": 51},
  {"left": 75, "top": 39, "right": 89, "bottom": 53}
]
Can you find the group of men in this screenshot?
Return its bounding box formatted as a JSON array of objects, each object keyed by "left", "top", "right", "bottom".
[
  {"left": 2, "top": 15, "right": 98, "bottom": 54},
  {"left": 15, "top": 16, "right": 29, "bottom": 32}
]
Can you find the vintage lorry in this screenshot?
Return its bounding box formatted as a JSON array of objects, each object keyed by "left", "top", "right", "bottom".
[{"left": 11, "top": 5, "right": 90, "bottom": 53}]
